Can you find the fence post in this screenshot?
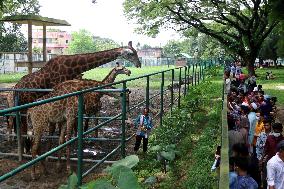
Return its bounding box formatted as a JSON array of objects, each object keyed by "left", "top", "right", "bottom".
[
  {"left": 146, "top": 76, "right": 150, "bottom": 109},
  {"left": 187, "top": 65, "right": 190, "bottom": 92},
  {"left": 15, "top": 92, "right": 22, "bottom": 161},
  {"left": 77, "top": 94, "right": 84, "bottom": 186},
  {"left": 121, "top": 82, "right": 127, "bottom": 158},
  {"left": 178, "top": 67, "right": 182, "bottom": 108},
  {"left": 192, "top": 63, "right": 195, "bottom": 86},
  {"left": 184, "top": 66, "right": 187, "bottom": 97},
  {"left": 194, "top": 68, "right": 197, "bottom": 86},
  {"left": 160, "top": 72, "right": 164, "bottom": 127},
  {"left": 171, "top": 69, "right": 174, "bottom": 114}
]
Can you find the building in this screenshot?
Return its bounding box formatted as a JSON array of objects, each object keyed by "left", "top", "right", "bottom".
[
  {"left": 137, "top": 48, "right": 163, "bottom": 58},
  {"left": 32, "top": 29, "right": 71, "bottom": 54}
]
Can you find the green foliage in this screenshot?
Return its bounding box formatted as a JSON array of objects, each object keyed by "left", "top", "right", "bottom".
[
  {"left": 205, "top": 66, "right": 220, "bottom": 78},
  {"left": 67, "top": 29, "right": 96, "bottom": 54},
  {"left": 82, "top": 179, "right": 115, "bottom": 189},
  {"left": 58, "top": 155, "right": 141, "bottom": 189},
  {"left": 0, "top": 0, "right": 40, "bottom": 52},
  {"left": 67, "top": 30, "right": 120, "bottom": 54},
  {"left": 123, "top": 0, "right": 278, "bottom": 73},
  {"left": 133, "top": 69, "right": 223, "bottom": 188},
  {"left": 93, "top": 36, "right": 119, "bottom": 51},
  {"left": 58, "top": 172, "right": 78, "bottom": 189}
]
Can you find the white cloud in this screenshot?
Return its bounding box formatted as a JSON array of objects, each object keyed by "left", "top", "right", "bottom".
[{"left": 34, "top": 0, "right": 179, "bottom": 46}]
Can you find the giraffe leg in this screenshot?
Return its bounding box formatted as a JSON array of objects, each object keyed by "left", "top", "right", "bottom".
[
  {"left": 66, "top": 118, "right": 74, "bottom": 173},
  {"left": 7, "top": 116, "right": 14, "bottom": 141},
  {"left": 31, "top": 135, "right": 41, "bottom": 180},
  {"left": 57, "top": 123, "right": 66, "bottom": 171}
]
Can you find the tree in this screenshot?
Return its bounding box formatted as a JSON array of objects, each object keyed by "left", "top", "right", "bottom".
[
  {"left": 123, "top": 0, "right": 279, "bottom": 75},
  {"left": 0, "top": 0, "right": 40, "bottom": 52},
  {"left": 68, "top": 29, "right": 96, "bottom": 54},
  {"left": 93, "top": 36, "right": 119, "bottom": 51}
]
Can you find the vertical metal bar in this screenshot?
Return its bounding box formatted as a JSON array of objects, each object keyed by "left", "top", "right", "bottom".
[
  {"left": 194, "top": 68, "right": 197, "bottom": 86},
  {"left": 171, "top": 69, "right": 174, "bottom": 113},
  {"left": 15, "top": 92, "right": 22, "bottom": 161},
  {"left": 187, "top": 65, "right": 190, "bottom": 92},
  {"left": 121, "top": 82, "right": 127, "bottom": 157},
  {"left": 77, "top": 94, "right": 84, "bottom": 186},
  {"left": 160, "top": 72, "right": 164, "bottom": 127},
  {"left": 199, "top": 62, "right": 202, "bottom": 82},
  {"left": 178, "top": 67, "right": 182, "bottom": 108},
  {"left": 146, "top": 76, "right": 150, "bottom": 109},
  {"left": 184, "top": 66, "right": 187, "bottom": 97},
  {"left": 197, "top": 71, "right": 200, "bottom": 85},
  {"left": 192, "top": 63, "right": 195, "bottom": 86}
]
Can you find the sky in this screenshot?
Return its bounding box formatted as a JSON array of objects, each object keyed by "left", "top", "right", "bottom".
[{"left": 32, "top": 0, "right": 180, "bottom": 47}]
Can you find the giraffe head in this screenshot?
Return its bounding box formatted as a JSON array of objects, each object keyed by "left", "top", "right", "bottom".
[
  {"left": 114, "top": 63, "right": 131, "bottom": 76},
  {"left": 120, "top": 41, "right": 141, "bottom": 68}
]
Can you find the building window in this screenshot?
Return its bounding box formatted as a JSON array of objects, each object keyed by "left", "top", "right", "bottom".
[{"left": 66, "top": 40, "right": 69, "bottom": 44}]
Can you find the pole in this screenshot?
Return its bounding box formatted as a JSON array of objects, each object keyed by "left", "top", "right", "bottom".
[
  {"left": 15, "top": 92, "right": 22, "bottom": 161},
  {"left": 146, "top": 76, "right": 150, "bottom": 109},
  {"left": 77, "top": 94, "right": 84, "bottom": 186},
  {"left": 178, "top": 67, "right": 182, "bottom": 108},
  {"left": 160, "top": 72, "right": 164, "bottom": 127},
  {"left": 171, "top": 69, "right": 174, "bottom": 114},
  {"left": 121, "top": 82, "right": 127, "bottom": 157},
  {"left": 184, "top": 66, "right": 187, "bottom": 97}
]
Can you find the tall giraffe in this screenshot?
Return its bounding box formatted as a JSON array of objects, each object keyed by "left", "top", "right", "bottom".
[
  {"left": 27, "top": 65, "right": 131, "bottom": 179},
  {"left": 8, "top": 41, "right": 140, "bottom": 152}
]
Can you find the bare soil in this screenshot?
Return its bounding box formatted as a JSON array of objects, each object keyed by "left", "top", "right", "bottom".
[{"left": 0, "top": 82, "right": 174, "bottom": 189}]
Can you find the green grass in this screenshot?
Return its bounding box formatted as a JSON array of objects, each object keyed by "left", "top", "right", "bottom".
[
  {"left": 253, "top": 67, "right": 284, "bottom": 105},
  {"left": 0, "top": 73, "right": 26, "bottom": 83},
  {"left": 133, "top": 71, "right": 223, "bottom": 188},
  {"left": 0, "top": 65, "right": 190, "bottom": 89}
]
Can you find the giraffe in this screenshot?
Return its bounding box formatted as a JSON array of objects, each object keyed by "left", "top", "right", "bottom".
[
  {"left": 7, "top": 41, "right": 140, "bottom": 152},
  {"left": 27, "top": 65, "right": 131, "bottom": 180}
]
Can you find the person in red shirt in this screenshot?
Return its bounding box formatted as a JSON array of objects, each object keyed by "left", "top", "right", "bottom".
[{"left": 263, "top": 123, "right": 284, "bottom": 162}]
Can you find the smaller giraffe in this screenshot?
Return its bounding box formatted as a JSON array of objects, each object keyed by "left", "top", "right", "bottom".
[{"left": 27, "top": 65, "right": 131, "bottom": 180}]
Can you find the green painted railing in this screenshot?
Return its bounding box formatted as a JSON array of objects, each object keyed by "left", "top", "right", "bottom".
[{"left": 0, "top": 62, "right": 210, "bottom": 186}]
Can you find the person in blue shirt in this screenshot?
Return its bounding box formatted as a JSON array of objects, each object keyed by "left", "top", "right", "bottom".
[{"left": 133, "top": 107, "right": 154, "bottom": 153}]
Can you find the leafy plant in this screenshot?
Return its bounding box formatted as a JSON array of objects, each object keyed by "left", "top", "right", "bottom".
[
  {"left": 58, "top": 155, "right": 141, "bottom": 189},
  {"left": 150, "top": 144, "right": 179, "bottom": 173}
]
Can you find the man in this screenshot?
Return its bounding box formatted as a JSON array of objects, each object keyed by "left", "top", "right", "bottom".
[
  {"left": 266, "top": 140, "right": 284, "bottom": 189},
  {"left": 133, "top": 107, "right": 154, "bottom": 153},
  {"left": 263, "top": 123, "right": 284, "bottom": 161},
  {"left": 234, "top": 157, "right": 258, "bottom": 189}
]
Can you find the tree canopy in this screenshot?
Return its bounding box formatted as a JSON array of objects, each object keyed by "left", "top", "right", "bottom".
[
  {"left": 68, "top": 29, "right": 120, "bottom": 54},
  {"left": 123, "top": 0, "right": 279, "bottom": 75},
  {"left": 0, "top": 0, "right": 40, "bottom": 52}
]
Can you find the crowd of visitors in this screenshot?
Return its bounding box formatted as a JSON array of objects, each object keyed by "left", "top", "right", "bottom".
[{"left": 223, "top": 61, "right": 283, "bottom": 189}]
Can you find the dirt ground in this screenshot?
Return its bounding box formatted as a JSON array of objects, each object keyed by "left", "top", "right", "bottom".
[{"left": 0, "top": 83, "right": 174, "bottom": 189}]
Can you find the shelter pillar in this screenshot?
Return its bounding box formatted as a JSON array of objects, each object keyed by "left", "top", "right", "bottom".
[
  {"left": 43, "top": 24, "right": 47, "bottom": 62},
  {"left": 28, "top": 21, "right": 33, "bottom": 74}
]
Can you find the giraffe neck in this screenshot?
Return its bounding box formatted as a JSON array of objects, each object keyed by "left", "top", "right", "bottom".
[
  {"left": 102, "top": 68, "right": 118, "bottom": 84},
  {"left": 79, "top": 48, "right": 123, "bottom": 72}
]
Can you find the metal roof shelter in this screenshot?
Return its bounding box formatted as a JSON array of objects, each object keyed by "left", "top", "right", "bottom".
[{"left": 0, "top": 15, "right": 71, "bottom": 74}]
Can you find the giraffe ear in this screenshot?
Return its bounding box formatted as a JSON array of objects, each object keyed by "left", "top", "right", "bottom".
[{"left": 128, "top": 41, "right": 133, "bottom": 48}]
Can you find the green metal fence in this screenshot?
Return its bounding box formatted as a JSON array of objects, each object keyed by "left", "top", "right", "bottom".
[{"left": 0, "top": 62, "right": 210, "bottom": 186}]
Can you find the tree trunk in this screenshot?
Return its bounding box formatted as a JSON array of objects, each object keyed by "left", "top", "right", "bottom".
[{"left": 242, "top": 52, "right": 258, "bottom": 76}]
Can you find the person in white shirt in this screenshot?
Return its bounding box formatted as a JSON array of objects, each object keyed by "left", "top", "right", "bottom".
[{"left": 266, "top": 140, "right": 284, "bottom": 189}]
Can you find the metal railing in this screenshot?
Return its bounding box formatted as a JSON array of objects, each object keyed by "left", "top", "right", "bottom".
[{"left": 0, "top": 62, "right": 210, "bottom": 186}]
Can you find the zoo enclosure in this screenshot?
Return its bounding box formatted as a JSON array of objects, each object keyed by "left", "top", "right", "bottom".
[{"left": 0, "top": 61, "right": 212, "bottom": 186}]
